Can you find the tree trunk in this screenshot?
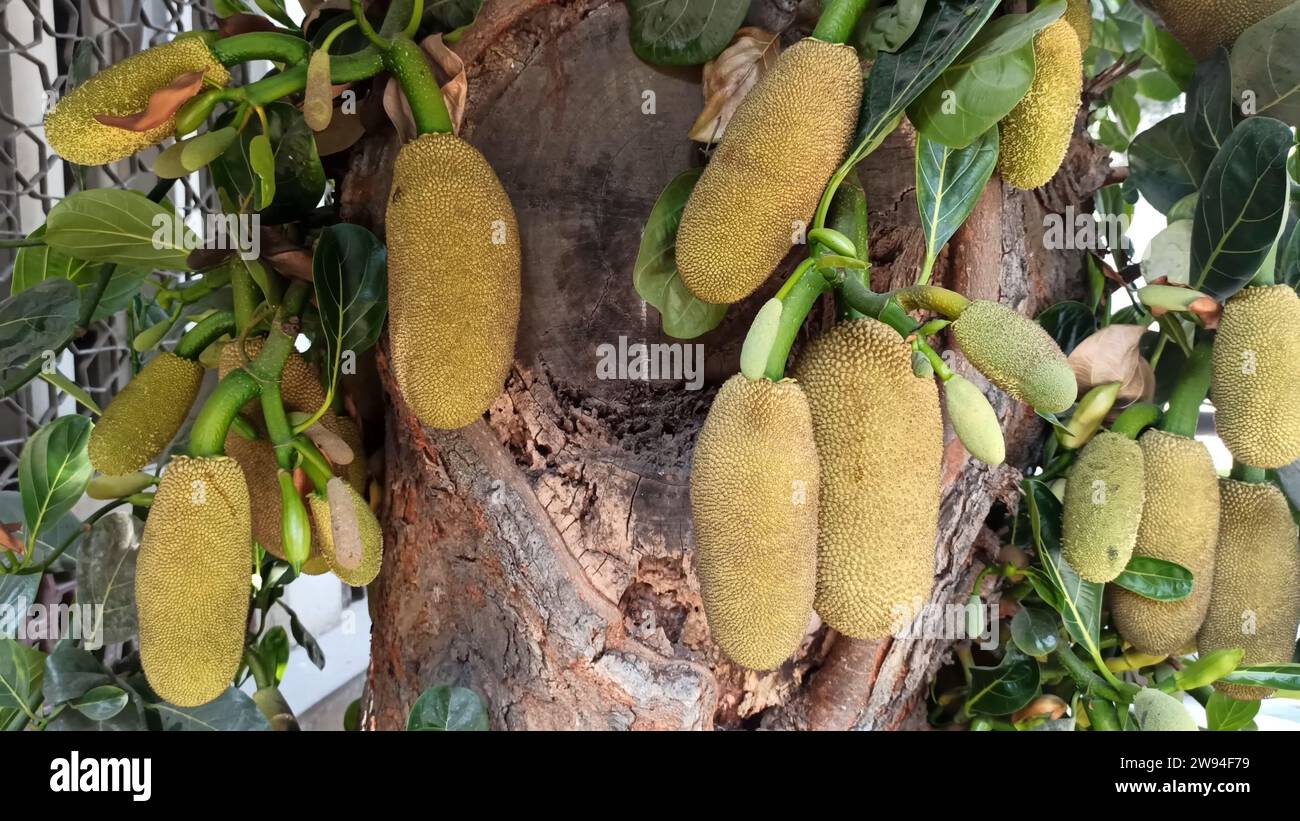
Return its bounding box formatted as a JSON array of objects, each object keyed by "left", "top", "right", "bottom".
[{"left": 348, "top": 0, "right": 1111, "bottom": 730}]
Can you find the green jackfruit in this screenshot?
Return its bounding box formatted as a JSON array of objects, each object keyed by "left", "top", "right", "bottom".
[
  {"left": 218, "top": 337, "right": 328, "bottom": 417},
  {"left": 44, "top": 37, "right": 231, "bottom": 165},
  {"left": 386, "top": 133, "right": 520, "bottom": 429},
  {"left": 137, "top": 456, "right": 251, "bottom": 707},
  {"left": 676, "top": 39, "right": 862, "bottom": 304},
  {"left": 1133, "top": 688, "right": 1198, "bottom": 731},
  {"left": 1211, "top": 285, "right": 1300, "bottom": 469},
  {"left": 942, "top": 374, "right": 1006, "bottom": 465},
  {"left": 1110, "top": 430, "right": 1219, "bottom": 655},
  {"left": 89, "top": 352, "right": 204, "bottom": 476},
  {"left": 1062, "top": 432, "right": 1145, "bottom": 583},
  {"left": 690, "top": 375, "right": 819, "bottom": 669},
  {"left": 951, "top": 300, "right": 1077, "bottom": 412},
  {"left": 998, "top": 19, "right": 1082, "bottom": 190},
  {"left": 1198, "top": 479, "right": 1300, "bottom": 700},
  {"left": 794, "top": 318, "right": 943, "bottom": 638},
  {"left": 1064, "top": 0, "right": 1093, "bottom": 50},
  {"left": 1148, "top": 0, "right": 1290, "bottom": 59},
  {"left": 308, "top": 478, "right": 383, "bottom": 587}
]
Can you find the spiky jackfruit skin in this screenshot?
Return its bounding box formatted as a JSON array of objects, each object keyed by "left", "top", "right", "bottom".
[
  {"left": 951, "top": 300, "right": 1077, "bottom": 412},
  {"left": 89, "top": 352, "right": 203, "bottom": 476},
  {"left": 1110, "top": 431, "right": 1219, "bottom": 655},
  {"left": 44, "top": 37, "right": 231, "bottom": 165},
  {"left": 794, "top": 318, "right": 943, "bottom": 638},
  {"left": 1134, "top": 688, "right": 1198, "bottom": 731},
  {"left": 218, "top": 337, "right": 328, "bottom": 416},
  {"left": 308, "top": 483, "right": 383, "bottom": 586},
  {"left": 690, "top": 375, "right": 819, "bottom": 669},
  {"left": 386, "top": 133, "right": 520, "bottom": 429},
  {"left": 997, "top": 19, "right": 1083, "bottom": 190},
  {"left": 676, "top": 39, "right": 862, "bottom": 304},
  {"left": 136, "top": 456, "right": 251, "bottom": 707},
  {"left": 1148, "top": 0, "right": 1291, "bottom": 59},
  {"left": 1211, "top": 285, "right": 1300, "bottom": 469},
  {"left": 1065, "top": 0, "right": 1094, "bottom": 50},
  {"left": 1062, "top": 432, "right": 1145, "bottom": 583},
  {"left": 1198, "top": 480, "right": 1300, "bottom": 700}
]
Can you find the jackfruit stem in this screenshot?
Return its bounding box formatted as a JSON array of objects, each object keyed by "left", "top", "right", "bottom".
[
  {"left": 812, "top": 0, "right": 872, "bottom": 44},
  {"left": 1160, "top": 338, "right": 1212, "bottom": 438},
  {"left": 1055, "top": 643, "right": 1133, "bottom": 704},
  {"left": 262, "top": 382, "right": 296, "bottom": 471},
  {"left": 210, "top": 32, "right": 312, "bottom": 67},
  {"left": 1109, "top": 402, "right": 1160, "bottom": 440},
  {"left": 763, "top": 260, "right": 828, "bottom": 380},
  {"left": 894, "top": 285, "right": 971, "bottom": 319},
  {"left": 385, "top": 35, "right": 454, "bottom": 135},
  {"left": 1229, "top": 462, "right": 1267, "bottom": 484},
  {"left": 291, "top": 436, "right": 334, "bottom": 494},
  {"left": 173, "top": 310, "right": 236, "bottom": 360}
]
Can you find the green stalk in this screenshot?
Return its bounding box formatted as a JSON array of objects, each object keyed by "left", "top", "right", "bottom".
[
  {"left": 1109, "top": 403, "right": 1160, "bottom": 440},
  {"left": 229, "top": 263, "right": 260, "bottom": 332},
  {"left": 1056, "top": 643, "right": 1128, "bottom": 703},
  {"left": 292, "top": 437, "right": 334, "bottom": 494},
  {"left": 1231, "top": 462, "right": 1267, "bottom": 484},
  {"left": 210, "top": 32, "right": 312, "bottom": 67},
  {"left": 1161, "top": 338, "right": 1212, "bottom": 439},
  {"left": 262, "top": 383, "right": 295, "bottom": 472},
  {"left": 384, "top": 34, "right": 453, "bottom": 135},
  {"left": 839, "top": 277, "right": 920, "bottom": 337},
  {"left": 813, "top": 0, "right": 872, "bottom": 44},
  {"left": 894, "top": 285, "right": 971, "bottom": 319},
  {"left": 190, "top": 369, "right": 260, "bottom": 457},
  {"left": 173, "top": 311, "right": 236, "bottom": 360},
  {"left": 763, "top": 263, "right": 829, "bottom": 381}
]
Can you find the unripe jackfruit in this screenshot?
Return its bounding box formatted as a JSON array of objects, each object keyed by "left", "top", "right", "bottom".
[
  {"left": 1133, "top": 688, "right": 1198, "bottom": 731},
  {"left": 676, "top": 39, "right": 862, "bottom": 304},
  {"left": 44, "top": 37, "right": 231, "bottom": 165},
  {"left": 1110, "top": 430, "right": 1219, "bottom": 655},
  {"left": 794, "top": 318, "right": 943, "bottom": 638},
  {"left": 690, "top": 375, "right": 819, "bottom": 669},
  {"left": 89, "top": 352, "right": 203, "bottom": 476},
  {"left": 385, "top": 133, "right": 520, "bottom": 429},
  {"left": 1062, "top": 432, "right": 1145, "bottom": 583},
  {"left": 1064, "top": 0, "right": 1093, "bottom": 51},
  {"left": 942, "top": 374, "right": 1006, "bottom": 465},
  {"left": 136, "top": 456, "right": 251, "bottom": 707},
  {"left": 218, "top": 337, "right": 328, "bottom": 417},
  {"left": 1197, "top": 479, "right": 1300, "bottom": 700},
  {"left": 308, "top": 479, "right": 383, "bottom": 586},
  {"left": 1147, "top": 0, "right": 1291, "bottom": 59},
  {"left": 1211, "top": 285, "right": 1300, "bottom": 469},
  {"left": 997, "top": 19, "right": 1083, "bottom": 190},
  {"left": 951, "top": 300, "right": 1077, "bottom": 412}
]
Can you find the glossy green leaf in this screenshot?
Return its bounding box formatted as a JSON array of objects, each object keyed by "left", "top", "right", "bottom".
[
  {"left": 1219, "top": 663, "right": 1300, "bottom": 691},
  {"left": 211, "top": 102, "right": 325, "bottom": 224},
  {"left": 260, "top": 626, "right": 290, "bottom": 685},
  {"left": 1136, "top": 70, "right": 1182, "bottom": 102},
  {"left": 0, "top": 638, "right": 45, "bottom": 730},
  {"left": 1010, "top": 606, "right": 1059, "bottom": 657},
  {"left": 18, "top": 415, "right": 93, "bottom": 554},
  {"left": 1185, "top": 49, "right": 1233, "bottom": 169},
  {"left": 42, "top": 639, "right": 111, "bottom": 705},
  {"left": 71, "top": 685, "right": 129, "bottom": 721},
  {"left": 626, "top": 0, "right": 749, "bottom": 66},
  {"left": 633, "top": 168, "right": 726, "bottom": 339},
  {"left": 147, "top": 686, "right": 271, "bottom": 730},
  {"left": 1128, "top": 114, "right": 1203, "bottom": 215},
  {"left": 909, "top": 41, "right": 1033, "bottom": 149},
  {"left": 313, "top": 223, "right": 388, "bottom": 399},
  {"left": 1111, "top": 556, "right": 1193, "bottom": 602},
  {"left": 1205, "top": 690, "right": 1259, "bottom": 731},
  {"left": 407, "top": 684, "right": 490, "bottom": 730},
  {"left": 422, "top": 0, "right": 484, "bottom": 34},
  {"left": 0, "top": 491, "right": 81, "bottom": 568},
  {"left": 966, "top": 646, "right": 1040, "bottom": 716},
  {"left": 916, "top": 128, "right": 999, "bottom": 277},
  {"left": 1190, "top": 116, "right": 1292, "bottom": 301},
  {"left": 1025, "top": 479, "right": 1104, "bottom": 659},
  {"left": 249, "top": 133, "right": 276, "bottom": 211},
  {"left": 39, "top": 371, "right": 101, "bottom": 416},
  {"left": 0, "top": 278, "right": 80, "bottom": 376},
  {"left": 852, "top": 0, "right": 926, "bottom": 59},
  {"left": 1037, "top": 300, "right": 1096, "bottom": 355},
  {"left": 44, "top": 189, "right": 194, "bottom": 271},
  {"left": 1230, "top": 1, "right": 1300, "bottom": 128},
  {"left": 280, "top": 600, "right": 326, "bottom": 671},
  {"left": 253, "top": 0, "right": 296, "bottom": 28},
  {"left": 1140, "top": 16, "right": 1194, "bottom": 89},
  {"left": 75, "top": 509, "right": 141, "bottom": 648}
]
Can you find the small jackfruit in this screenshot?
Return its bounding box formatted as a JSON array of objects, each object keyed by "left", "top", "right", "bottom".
[
  {"left": 951, "top": 300, "right": 1077, "bottom": 412},
  {"left": 1110, "top": 430, "right": 1219, "bottom": 655},
  {"left": 385, "top": 133, "right": 521, "bottom": 429},
  {"left": 308, "top": 478, "right": 383, "bottom": 586},
  {"left": 676, "top": 39, "right": 862, "bottom": 304},
  {"left": 942, "top": 374, "right": 1006, "bottom": 465},
  {"left": 690, "top": 375, "right": 819, "bottom": 669},
  {"left": 1133, "top": 688, "right": 1198, "bottom": 731},
  {"left": 1147, "top": 0, "right": 1291, "bottom": 59},
  {"left": 997, "top": 19, "right": 1083, "bottom": 190},
  {"left": 218, "top": 337, "right": 328, "bottom": 417},
  {"left": 794, "top": 318, "right": 943, "bottom": 639},
  {"left": 136, "top": 456, "right": 251, "bottom": 707},
  {"left": 89, "top": 352, "right": 203, "bottom": 476},
  {"left": 1211, "top": 285, "right": 1300, "bottom": 469},
  {"left": 1062, "top": 432, "right": 1145, "bottom": 583},
  {"left": 44, "top": 37, "right": 231, "bottom": 166},
  {"left": 1064, "top": 0, "right": 1094, "bottom": 51},
  {"left": 1197, "top": 479, "right": 1300, "bottom": 700}
]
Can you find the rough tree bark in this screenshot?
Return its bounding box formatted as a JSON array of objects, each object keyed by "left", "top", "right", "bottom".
[{"left": 347, "top": 0, "right": 1111, "bottom": 730}]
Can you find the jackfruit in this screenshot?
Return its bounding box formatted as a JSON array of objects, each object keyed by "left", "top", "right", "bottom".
[
  {"left": 136, "top": 456, "right": 251, "bottom": 707},
  {"left": 794, "top": 318, "right": 943, "bottom": 638},
  {"left": 89, "top": 352, "right": 203, "bottom": 476},
  {"left": 218, "top": 337, "right": 328, "bottom": 417},
  {"left": 44, "top": 37, "right": 231, "bottom": 166},
  {"left": 1147, "top": 0, "right": 1291, "bottom": 59},
  {"left": 330, "top": 415, "right": 367, "bottom": 494},
  {"left": 675, "top": 39, "right": 862, "bottom": 304},
  {"left": 690, "top": 375, "right": 819, "bottom": 669},
  {"left": 997, "top": 19, "right": 1083, "bottom": 190},
  {"left": 1133, "top": 688, "right": 1198, "bottom": 731},
  {"left": 385, "top": 132, "right": 521, "bottom": 429},
  {"left": 308, "top": 478, "right": 383, "bottom": 586},
  {"left": 942, "top": 374, "right": 1006, "bottom": 465},
  {"left": 1110, "top": 430, "right": 1219, "bottom": 655},
  {"left": 1062, "top": 432, "right": 1145, "bottom": 583},
  {"left": 1064, "top": 0, "right": 1093, "bottom": 51},
  {"left": 1197, "top": 479, "right": 1300, "bottom": 700},
  {"left": 1211, "top": 285, "right": 1300, "bottom": 469},
  {"left": 951, "top": 300, "right": 1077, "bottom": 412}
]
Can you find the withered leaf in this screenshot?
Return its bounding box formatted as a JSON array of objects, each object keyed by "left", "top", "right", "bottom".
[
  {"left": 1068, "top": 323, "right": 1154, "bottom": 406},
  {"left": 0, "top": 522, "right": 23, "bottom": 555},
  {"left": 220, "top": 13, "right": 281, "bottom": 37},
  {"left": 688, "top": 28, "right": 780, "bottom": 143},
  {"left": 94, "top": 70, "right": 208, "bottom": 131}
]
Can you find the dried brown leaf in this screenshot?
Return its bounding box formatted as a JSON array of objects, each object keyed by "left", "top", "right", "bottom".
[
  {"left": 1012, "top": 695, "right": 1069, "bottom": 724},
  {"left": 0, "top": 522, "right": 23, "bottom": 555},
  {"left": 382, "top": 33, "right": 466, "bottom": 141},
  {"left": 1068, "top": 323, "right": 1146, "bottom": 393},
  {"left": 688, "top": 27, "right": 780, "bottom": 143},
  {"left": 312, "top": 109, "right": 366, "bottom": 156},
  {"left": 94, "top": 70, "right": 208, "bottom": 131},
  {"left": 265, "top": 249, "right": 314, "bottom": 281},
  {"left": 220, "top": 13, "right": 281, "bottom": 37}
]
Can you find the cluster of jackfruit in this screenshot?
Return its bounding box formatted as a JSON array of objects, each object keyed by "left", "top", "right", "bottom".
[
  {"left": 89, "top": 352, "right": 204, "bottom": 476},
  {"left": 996, "top": 18, "right": 1083, "bottom": 190},
  {"left": 1146, "top": 0, "right": 1290, "bottom": 59}
]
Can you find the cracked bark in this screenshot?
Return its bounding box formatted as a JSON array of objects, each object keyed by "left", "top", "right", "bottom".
[{"left": 350, "top": 0, "right": 1109, "bottom": 730}]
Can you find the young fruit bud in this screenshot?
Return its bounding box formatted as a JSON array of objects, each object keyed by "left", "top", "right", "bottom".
[
  {"left": 1133, "top": 689, "right": 1197, "bottom": 731},
  {"left": 739, "top": 298, "right": 783, "bottom": 380},
  {"left": 951, "top": 300, "right": 1076, "bottom": 413},
  {"left": 278, "top": 469, "right": 312, "bottom": 573},
  {"left": 943, "top": 374, "right": 1006, "bottom": 465}
]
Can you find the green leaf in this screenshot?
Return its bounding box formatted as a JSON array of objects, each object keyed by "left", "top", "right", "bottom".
[
  {"left": 313, "top": 223, "right": 388, "bottom": 400},
  {"left": 1140, "top": 219, "right": 1193, "bottom": 286},
  {"left": 1010, "top": 606, "right": 1059, "bottom": 657},
  {"left": 44, "top": 189, "right": 194, "bottom": 271},
  {"left": 42, "top": 639, "right": 111, "bottom": 705},
  {"left": 626, "top": 0, "right": 750, "bottom": 66},
  {"left": 147, "top": 686, "right": 271, "bottom": 730},
  {"left": 1205, "top": 690, "right": 1260, "bottom": 731},
  {"left": 39, "top": 371, "right": 101, "bottom": 416},
  {"left": 213, "top": 0, "right": 250, "bottom": 16},
  {"left": 908, "top": 40, "right": 1034, "bottom": 149},
  {"left": 0, "top": 639, "right": 45, "bottom": 730},
  {"left": 915, "top": 128, "right": 999, "bottom": 276},
  {"left": 75, "top": 509, "right": 142, "bottom": 648},
  {"left": 0, "top": 278, "right": 81, "bottom": 376},
  {"left": 19, "top": 415, "right": 93, "bottom": 554},
  {"left": 1025, "top": 479, "right": 1106, "bottom": 663},
  {"left": 71, "top": 685, "right": 129, "bottom": 721},
  {"left": 633, "top": 168, "right": 727, "bottom": 339},
  {"left": 1037, "top": 300, "right": 1097, "bottom": 355},
  {"left": 1108, "top": 76, "right": 1141, "bottom": 137},
  {"left": 1140, "top": 16, "right": 1194, "bottom": 89},
  {"left": 1219, "top": 663, "right": 1300, "bottom": 691},
  {"left": 852, "top": 0, "right": 926, "bottom": 59},
  {"left": 1185, "top": 49, "right": 1234, "bottom": 169},
  {"left": 1230, "top": 1, "right": 1300, "bottom": 128},
  {"left": 1136, "top": 69, "right": 1182, "bottom": 102},
  {"left": 1128, "top": 114, "right": 1203, "bottom": 215},
  {"left": 1111, "top": 556, "right": 1193, "bottom": 602},
  {"left": 422, "top": 0, "right": 484, "bottom": 33},
  {"left": 260, "top": 626, "right": 290, "bottom": 684},
  {"left": 407, "top": 684, "right": 489, "bottom": 730},
  {"left": 249, "top": 133, "right": 277, "bottom": 211},
  {"left": 1190, "top": 116, "right": 1293, "bottom": 301},
  {"left": 0, "top": 491, "right": 81, "bottom": 568},
  {"left": 211, "top": 102, "right": 325, "bottom": 224},
  {"left": 253, "top": 0, "right": 296, "bottom": 28},
  {"left": 966, "top": 646, "right": 1041, "bottom": 716},
  {"left": 280, "top": 600, "right": 326, "bottom": 671}
]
